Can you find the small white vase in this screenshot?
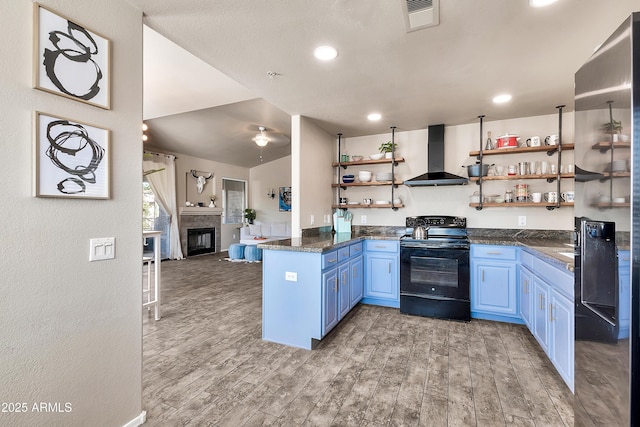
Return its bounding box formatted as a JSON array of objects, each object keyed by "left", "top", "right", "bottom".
[{"left": 209, "top": 201, "right": 215, "bottom": 208}]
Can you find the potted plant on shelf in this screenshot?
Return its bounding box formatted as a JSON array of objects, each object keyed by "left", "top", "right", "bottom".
[
  {"left": 244, "top": 208, "right": 256, "bottom": 224},
  {"left": 379, "top": 141, "right": 398, "bottom": 159},
  {"left": 601, "top": 119, "right": 622, "bottom": 134}
]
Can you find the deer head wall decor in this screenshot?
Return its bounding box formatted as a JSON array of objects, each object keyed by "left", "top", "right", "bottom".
[{"left": 191, "top": 170, "right": 213, "bottom": 194}]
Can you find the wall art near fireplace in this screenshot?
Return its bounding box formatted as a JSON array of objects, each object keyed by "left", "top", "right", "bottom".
[
  {"left": 33, "top": 3, "right": 111, "bottom": 109},
  {"left": 279, "top": 186, "right": 291, "bottom": 212},
  {"left": 34, "top": 112, "right": 110, "bottom": 199}
]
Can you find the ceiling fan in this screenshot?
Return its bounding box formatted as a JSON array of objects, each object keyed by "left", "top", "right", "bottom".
[{"left": 252, "top": 126, "right": 270, "bottom": 147}]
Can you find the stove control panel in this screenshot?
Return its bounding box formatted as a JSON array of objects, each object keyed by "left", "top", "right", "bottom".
[{"left": 406, "top": 216, "right": 466, "bottom": 228}]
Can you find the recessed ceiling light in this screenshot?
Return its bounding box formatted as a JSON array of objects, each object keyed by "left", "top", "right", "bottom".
[
  {"left": 368, "top": 113, "right": 382, "bottom": 121},
  {"left": 493, "top": 94, "right": 512, "bottom": 104},
  {"left": 529, "top": 0, "right": 558, "bottom": 7},
  {"left": 313, "top": 45, "right": 338, "bottom": 61}
]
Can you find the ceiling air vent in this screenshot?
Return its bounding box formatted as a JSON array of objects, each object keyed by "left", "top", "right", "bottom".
[{"left": 401, "top": 0, "right": 439, "bottom": 32}]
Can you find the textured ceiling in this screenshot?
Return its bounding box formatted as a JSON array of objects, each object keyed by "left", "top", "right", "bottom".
[{"left": 135, "top": 0, "right": 638, "bottom": 168}]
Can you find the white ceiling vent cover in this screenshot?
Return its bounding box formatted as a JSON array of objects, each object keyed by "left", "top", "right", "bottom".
[{"left": 401, "top": 0, "right": 439, "bottom": 32}]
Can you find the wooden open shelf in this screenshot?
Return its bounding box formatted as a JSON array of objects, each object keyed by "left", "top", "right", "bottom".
[
  {"left": 600, "top": 171, "right": 630, "bottom": 179},
  {"left": 469, "top": 202, "right": 574, "bottom": 208},
  {"left": 333, "top": 203, "right": 405, "bottom": 209},
  {"left": 332, "top": 157, "right": 405, "bottom": 167},
  {"left": 469, "top": 173, "right": 574, "bottom": 182},
  {"left": 593, "top": 202, "right": 630, "bottom": 208},
  {"left": 469, "top": 144, "right": 574, "bottom": 157},
  {"left": 332, "top": 180, "right": 403, "bottom": 188},
  {"left": 591, "top": 141, "right": 631, "bottom": 152}
]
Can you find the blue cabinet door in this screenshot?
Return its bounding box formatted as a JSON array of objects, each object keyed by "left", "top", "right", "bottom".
[
  {"left": 471, "top": 261, "right": 517, "bottom": 315},
  {"left": 338, "top": 262, "right": 350, "bottom": 320},
  {"left": 520, "top": 266, "right": 534, "bottom": 329},
  {"left": 550, "top": 290, "right": 574, "bottom": 392},
  {"left": 532, "top": 279, "right": 550, "bottom": 353},
  {"left": 618, "top": 250, "right": 630, "bottom": 339},
  {"left": 322, "top": 268, "right": 338, "bottom": 335},
  {"left": 350, "top": 255, "right": 363, "bottom": 308},
  {"left": 365, "top": 254, "right": 398, "bottom": 300}
]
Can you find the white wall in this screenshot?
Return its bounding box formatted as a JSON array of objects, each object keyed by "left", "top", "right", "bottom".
[
  {"left": 292, "top": 116, "right": 335, "bottom": 237},
  {"left": 0, "top": 1, "right": 143, "bottom": 426},
  {"left": 170, "top": 152, "right": 250, "bottom": 249},
  {"left": 339, "top": 113, "right": 575, "bottom": 230},
  {"left": 249, "top": 155, "right": 292, "bottom": 224}
]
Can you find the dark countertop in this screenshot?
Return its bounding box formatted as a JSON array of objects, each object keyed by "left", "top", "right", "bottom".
[
  {"left": 258, "top": 227, "right": 575, "bottom": 272},
  {"left": 257, "top": 231, "right": 402, "bottom": 253},
  {"left": 470, "top": 236, "right": 574, "bottom": 272}
]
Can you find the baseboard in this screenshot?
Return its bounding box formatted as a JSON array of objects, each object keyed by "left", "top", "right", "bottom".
[{"left": 122, "top": 411, "right": 146, "bottom": 427}]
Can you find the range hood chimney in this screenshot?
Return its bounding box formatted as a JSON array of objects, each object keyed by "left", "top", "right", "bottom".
[{"left": 404, "top": 124, "right": 469, "bottom": 186}]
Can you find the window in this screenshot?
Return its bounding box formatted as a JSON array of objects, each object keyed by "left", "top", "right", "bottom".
[
  {"left": 222, "top": 178, "right": 247, "bottom": 224},
  {"left": 142, "top": 179, "right": 170, "bottom": 259}
]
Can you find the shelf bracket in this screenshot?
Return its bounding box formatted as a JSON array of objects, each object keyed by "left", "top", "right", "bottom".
[
  {"left": 546, "top": 206, "right": 556, "bottom": 211},
  {"left": 546, "top": 177, "right": 557, "bottom": 183},
  {"left": 340, "top": 185, "right": 347, "bottom": 190},
  {"left": 475, "top": 205, "right": 483, "bottom": 211},
  {"left": 341, "top": 164, "right": 348, "bottom": 170},
  {"left": 546, "top": 148, "right": 558, "bottom": 156}
]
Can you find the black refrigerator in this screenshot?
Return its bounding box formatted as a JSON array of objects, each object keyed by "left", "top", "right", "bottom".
[{"left": 574, "top": 12, "right": 639, "bottom": 426}]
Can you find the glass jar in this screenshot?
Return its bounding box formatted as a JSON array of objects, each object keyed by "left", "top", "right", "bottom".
[{"left": 505, "top": 190, "right": 514, "bottom": 203}]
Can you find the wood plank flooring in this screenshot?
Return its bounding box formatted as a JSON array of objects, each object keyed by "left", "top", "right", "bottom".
[{"left": 142, "top": 252, "right": 573, "bottom": 426}]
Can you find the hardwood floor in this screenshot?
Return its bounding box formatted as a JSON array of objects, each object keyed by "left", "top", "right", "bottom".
[{"left": 142, "top": 252, "right": 573, "bottom": 426}]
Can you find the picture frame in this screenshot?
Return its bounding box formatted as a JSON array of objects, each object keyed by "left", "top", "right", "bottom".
[
  {"left": 33, "top": 3, "right": 111, "bottom": 109},
  {"left": 279, "top": 187, "right": 291, "bottom": 212},
  {"left": 34, "top": 112, "right": 110, "bottom": 199}
]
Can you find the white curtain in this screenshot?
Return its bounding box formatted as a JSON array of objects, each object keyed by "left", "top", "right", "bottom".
[{"left": 143, "top": 154, "right": 184, "bottom": 260}]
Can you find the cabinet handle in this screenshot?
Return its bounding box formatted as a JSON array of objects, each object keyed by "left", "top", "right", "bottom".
[
  {"left": 353, "top": 266, "right": 357, "bottom": 278},
  {"left": 523, "top": 279, "right": 528, "bottom": 294},
  {"left": 486, "top": 251, "right": 502, "bottom": 255},
  {"left": 539, "top": 294, "right": 545, "bottom": 310},
  {"left": 328, "top": 259, "right": 337, "bottom": 263},
  {"left": 388, "top": 263, "right": 391, "bottom": 274},
  {"left": 375, "top": 245, "right": 386, "bottom": 249},
  {"left": 482, "top": 269, "right": 485, "bottom": 282},
  {"left": 549, "top": 303, "right": 555, "bottom": 322},
  {"left": 342, "top": 272, "right": 347, "bottom": 284},
  {"left": 333, "top": 278, "right": 338, "bottom": 291}
]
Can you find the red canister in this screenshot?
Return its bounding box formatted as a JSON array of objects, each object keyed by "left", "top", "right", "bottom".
[{"left": 496, "top": 134, "right": 520, "bottom": 149}]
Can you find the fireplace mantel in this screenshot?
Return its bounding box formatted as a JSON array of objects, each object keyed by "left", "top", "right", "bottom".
[{"left": 180, "top": 207, "right": 222, "bottom": 216}]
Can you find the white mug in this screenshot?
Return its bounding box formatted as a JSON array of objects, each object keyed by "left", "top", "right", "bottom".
[
  {"left": 527, "top": 136, "right": 541, "bottom": 147},
  {"left": 545, "top": 135, "right": 559, "bottom": 145},
  {"left": 530, "top": 192, "right": 542, "bottom": 203},
  {"left": 544, "top": 191, "right": 558, "bottom": 203},
  {"left": 561, "top": 191, "right": 575, "bottom": 202}
]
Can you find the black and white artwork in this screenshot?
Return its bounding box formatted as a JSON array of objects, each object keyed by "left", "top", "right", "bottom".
[
  {"left": 34, "top": 3, "right": 110, "bottom": 109},
  {"left": 35, "top": 112, "right": 110, "bottom": 199}
]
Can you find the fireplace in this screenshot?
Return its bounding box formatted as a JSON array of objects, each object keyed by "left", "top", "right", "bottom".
[
  {"left": 187, "top": 228, "right": 215, "bottom": 256},
  {"left": 179, "top": 207, "right": 222, "bottom": 257}
]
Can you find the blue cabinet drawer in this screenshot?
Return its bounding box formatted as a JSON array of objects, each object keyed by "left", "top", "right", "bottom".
[
  {"left": 532, "top": 257, "right": 573, "bottom": 299},
  {"left": 365, "top": 240, "right": 399, "bottom": 253},
  {"left": 521, "top": 250, "right": 535, "bottom": 269},
  {"left": 338, "top": 245, "right": 351, "bottom": 262},
  {"left": 350, "top": 242, "right": 363, "bottom": 257},
  {"left": 322, "top": 250, "right": 338, "bottom": 269},
  {"left": 472, "top": 245, "right": 518, "bottom": 261}
]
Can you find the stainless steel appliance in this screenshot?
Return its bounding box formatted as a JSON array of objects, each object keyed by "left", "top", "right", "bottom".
[
  {"left": 400, "top": 216, "right": 470, "bottom": 321},
  {"left": 574, "top": 12, "right": 639, "bottom": 425}
]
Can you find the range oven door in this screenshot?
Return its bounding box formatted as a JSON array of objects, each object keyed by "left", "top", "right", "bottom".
[{"left": 400, "top": 243, "right": 470, "bottom": 321}]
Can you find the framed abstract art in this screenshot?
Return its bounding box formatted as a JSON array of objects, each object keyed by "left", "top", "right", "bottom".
[
  {"left": 34, "top": 112, "right": 110, "bottom": 199},
  {"left": 33, "top": 3, "right": 111, "bottom": 109}
]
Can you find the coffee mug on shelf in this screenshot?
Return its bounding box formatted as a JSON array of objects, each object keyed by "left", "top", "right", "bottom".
[
  {"left": 561, "top": 191, "right": 575, "bottom": 202},
  {"left": 339, "top": 197, "right": 347, "bottom": 204},
  {"left": 363, "top": 198, "right": 372, "bottom": 205},
  {"left": 545, "top": 135, "right": 559, "bottom": 145},
  {"left": 530, "top": 192, "right": 542, "bottom": 203},
  {"left": 508, "top": 164, "right": 517, "bottom": 176},
  {"left": 527, "top": 136, "right": 541, "bottom": 147},
  {"left": 544, "top": 191, "right": 558, "bottom": 203}
]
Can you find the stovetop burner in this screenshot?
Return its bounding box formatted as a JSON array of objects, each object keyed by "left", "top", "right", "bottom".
[{"left": 402, "top": 215, "right": 469, "bottom": 247}]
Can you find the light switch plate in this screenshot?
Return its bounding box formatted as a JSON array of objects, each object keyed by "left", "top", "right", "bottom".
[
  {"left": 90, "top": 237, "right": 115, "bottom": 261},
  {"left": 285, "top": 272, "right": 297, "bottom": 281}
]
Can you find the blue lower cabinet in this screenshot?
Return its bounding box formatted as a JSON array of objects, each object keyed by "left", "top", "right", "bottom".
[
  {"left": 532, "top": 278, "right": 551, "bottom": 354},
  {"left": 470, "top": 245, "right": 521, "bottom": 323},
  {"left": 550, "top": 289, "right": 573, "bottom": 391},
  {"left": 363, "top": 240, "right": 399, "bottom": 308},
  {"left": 519, "top": 266, "right": 534, "bottom": 329},
  {"left": 338, "top": 262, "right": 351, "bottom": 320},
  {"left": 350, "top": 256, "right": 363, "bottom": 308},
  {"left": 322, "top": 266, "right": 339, "bottom": 336}
]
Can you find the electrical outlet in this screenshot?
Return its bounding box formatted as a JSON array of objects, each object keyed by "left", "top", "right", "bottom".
[
  {"left": 361, "top": 215, "right": 367, "bottom": 224},
  {"left": 518, "top": 216, "right": 527, "bottom": 226},
  {"left": 233, "top": 233, "right": 236, "bottom": 239},
  {"left": 310, "top": 214, "right": 315, "bottom": 225},
  {"left": 285, "top": 272, "right": 297, "bottom": 281}
]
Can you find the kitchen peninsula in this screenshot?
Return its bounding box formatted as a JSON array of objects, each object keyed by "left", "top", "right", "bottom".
[{"left": 259, "top": 230, "right": 402, "bottom": 350}]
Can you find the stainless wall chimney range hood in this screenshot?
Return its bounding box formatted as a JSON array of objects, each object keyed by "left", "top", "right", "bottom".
[{"left": 403, "top": 124, "right": 469, "bottom": 186}]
